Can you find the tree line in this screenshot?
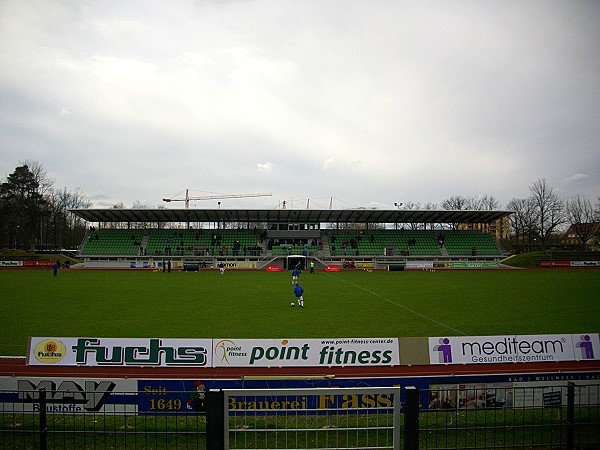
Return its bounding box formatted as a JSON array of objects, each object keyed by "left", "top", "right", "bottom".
[
  {"left": 1, "top": 162, "right": 91, "bottom": 252},
  {"left": 507, "top": 179, "right": 599, "bottom": 252},
  {"left": 1, "top": 162, "right": 598, "bottom": 253},
  {"left": 395, "top": 181, "right": 598, "bottom": 251}
]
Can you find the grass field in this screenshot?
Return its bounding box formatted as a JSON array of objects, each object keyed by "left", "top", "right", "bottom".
[{"left": 1, "top": 268, "right": 599, "bottom": 356}]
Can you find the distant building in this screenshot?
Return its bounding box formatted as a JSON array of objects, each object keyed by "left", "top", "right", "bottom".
[
  {"left": 562, "top": 222, "right": 600, "bottom": 250},
  {"left": 458, "top": 216, "right": 510, "bottom": 240}
]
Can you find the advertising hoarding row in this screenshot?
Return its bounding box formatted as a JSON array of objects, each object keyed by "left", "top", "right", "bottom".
[
  {"left": 539, "top": 260, "right": 600, "bottom": 267},
  {"left": 28, "top": 334, "right": 599, "bottom": 368},
  {"left": 0, "top": 260, "right": 54, "bottom": 267},
  {"left": 2, "top": 372, "right": 599, "bottom": 415}
]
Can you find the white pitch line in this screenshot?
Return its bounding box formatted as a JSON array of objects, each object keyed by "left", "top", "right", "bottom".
[{"left": 329, "top": 274, "right": 467, "bottom": 336}]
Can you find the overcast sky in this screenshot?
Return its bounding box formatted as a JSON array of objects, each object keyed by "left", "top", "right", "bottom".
[{"left": 1, "top": 0, "right": 599, "bottom": 210}]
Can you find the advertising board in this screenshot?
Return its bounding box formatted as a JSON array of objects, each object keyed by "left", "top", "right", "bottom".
[
  {"left": 0, "top": 377, "right": 137, "bottom": 413},
  {"left": 27, "top": 337, "right": 212, "bottom": 367},
  {"left": 0, "top": 260, "right": 22, "bottom": 267},
  {"left": 447, "top": 261, "right": 499, "bottom": 268},
  {"left": 405, "top": 261, "right": 433, "bottom": 269},
  {"left": 572, "top": 261, "right": 600, "bottom": 267},
  {"left": 212, "top": 338, "right": 400, "bottom": 367},
  {"left": 429, "top": 334, "right": 600, "bottom": 365}
]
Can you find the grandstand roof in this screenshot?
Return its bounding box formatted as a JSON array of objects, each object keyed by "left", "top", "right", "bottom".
[{"left": 70, "top": 208, "right": 512, "bottom": 225}]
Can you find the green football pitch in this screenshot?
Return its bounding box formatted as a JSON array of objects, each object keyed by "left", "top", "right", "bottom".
[{"left": 1, "top": 269, "right": 599, "bottom": 356}]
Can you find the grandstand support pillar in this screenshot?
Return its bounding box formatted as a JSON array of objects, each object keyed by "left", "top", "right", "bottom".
[
  {"left": 206, "top": 389, "right": 225, "bottom": 450},
  {"left": 404, "top": 386, "right": 419, "bottom": 450}
]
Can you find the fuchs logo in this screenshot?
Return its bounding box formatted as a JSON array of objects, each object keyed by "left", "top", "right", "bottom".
[
  {"left": 72, "top": 339, "right": 208, "bottom": 366},
  {"left": 34, "top": 339, "right": 67, "bottom": 364},
  {"left": 214, "top": 339, "right": 247, "bottom": 365},
  {"left": 576, "top": 335, "right": 595, "bottom": 359},
  {"left": 433, "top": 338, "right": 453, "bottom": 363}
]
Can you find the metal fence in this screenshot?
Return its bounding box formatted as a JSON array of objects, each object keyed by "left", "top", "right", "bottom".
[
  {"left": 1, "top": 388, "right": 207, "bottom": 449},
  {"left": 219, "top": 387, "right": 402, "bottom": 450},
  {"left": 1, "top": 384, "right": 599, "bottom": 449},
  {"left": 417, "top": 382, "right": 600, "bottom": 449}
]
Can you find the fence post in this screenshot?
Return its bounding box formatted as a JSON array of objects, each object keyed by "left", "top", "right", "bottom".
[
  {"left": 404, "top": 386, "right": 419, "bottom": 450},
  {"left": 39, "top": 388, "right": 47, "bottom": 450},
  {"left": 566, "top": 382, "right": 575, "bottom": 450},
  {"left": 206, "top": 389, "right": 225, "bottom": 450}
]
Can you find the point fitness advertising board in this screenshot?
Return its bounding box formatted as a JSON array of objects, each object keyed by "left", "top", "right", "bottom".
[{"left": 212, "top": 338, "right": 399, "bottom": 367}]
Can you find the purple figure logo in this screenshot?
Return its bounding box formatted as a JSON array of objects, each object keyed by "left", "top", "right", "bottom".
[
  {"left": 433, "top": 338, "right": 453, "bottom": 363},
  {"left": 576, "top": 335, "right": 595, "bottom": 359}
]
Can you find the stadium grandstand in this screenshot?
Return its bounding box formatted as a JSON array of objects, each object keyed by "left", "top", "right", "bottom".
[{"left": 70, "top": 207, "right": 512, "bottom": 270}]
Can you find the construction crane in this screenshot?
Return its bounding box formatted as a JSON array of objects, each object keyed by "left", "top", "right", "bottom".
[{"left": 162, "top": 189, "right": 272, "bottom": 208}]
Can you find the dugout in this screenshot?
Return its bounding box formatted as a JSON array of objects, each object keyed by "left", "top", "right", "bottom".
[
  {"left": 183, "top": 262, "right": 200, "bottom": 272},
  {"left": 286, "top": 255, "right": 306, "bottom": 270}
]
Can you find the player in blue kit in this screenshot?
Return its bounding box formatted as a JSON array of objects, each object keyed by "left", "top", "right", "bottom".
[
  {"left": 291, "top": 267, "right": 300, "bottom": 285},
  {"left": 292, "top": 284, "right": 304, "bottom": 307}
]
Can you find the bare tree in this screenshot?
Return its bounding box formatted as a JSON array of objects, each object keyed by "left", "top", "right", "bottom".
[
  {"left": 46, "top": 187, "right": 92, "bottom": 249},
  {"left": 21, "top": 159, "right": 54, "bottom": 197},
  {"left": 441, "top": 195, "right": 498, "bottom": 230},
  {"left": 468, "top": 194, "right": 500, "bottom": 210},
  {"left": 401, "top": 201, "right": 421, "bottom": 210},
  {"left": 528, "top": 179, "right": 565, "bottom": 251},
  {"left": 131, "top": 200, "right": 151, "bottom": 229},
  {"left": 566, "top": 195, "right": 597, "bottom": 251},
  {"left": 441, "top": 196, "right": 470, "bottom": 230},
  {"left": 399, "top": 202, "right": 421, "bottom": 230},
  {"left": 442, "top": 195, "right": 499, "bottom": 211},
  {"left": 441, "top": 195, "right": 469, "bottom": 211},
  {"left": 132, "top": 200, "right": 149, "bottom": 209},
  {"left": 506, "top": 197, "right": 536, "bottom": 250},
  {"left": 107, "top": 202, "right": 127, "bottom": 229}
]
